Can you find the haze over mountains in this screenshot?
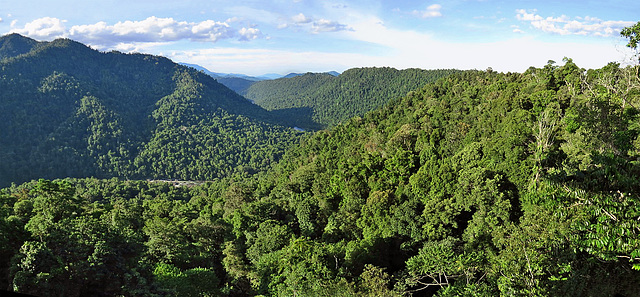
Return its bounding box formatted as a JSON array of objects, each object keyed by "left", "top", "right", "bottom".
[{"left": 180, "top": 62, "right": 341, "bottom": 96}]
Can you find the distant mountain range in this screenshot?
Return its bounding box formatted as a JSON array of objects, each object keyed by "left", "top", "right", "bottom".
[
  {"left": 179, "top": 62, "right": 340, "bottom": 94},
  {"left": 180, "top": 62, "right": 340, "bottom": 81}
]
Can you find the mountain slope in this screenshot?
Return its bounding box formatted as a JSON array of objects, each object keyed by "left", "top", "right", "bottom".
[
  {"left": 0, "top": 34, "right": 300, "bottom": 187},
  {"left": 216, "top": 76, "right": 259, "bottom": 94},
  {"left": 3, "top": 60, "right": 640, "bottom": 296},
  {"left": 233, "top": 60, "right": 640, "bottom": 295},
  {"left": 243, "top": 67, "right": 460, "bottom": 129},
  {"left": 0, "top": 33, "right": 39, "bottom": 60},
  {"left": 1, "top": 60, "right": 640, "bottom": 296},
  {"left": 180, "top": 62, "right": 264, "bottom": 94}
]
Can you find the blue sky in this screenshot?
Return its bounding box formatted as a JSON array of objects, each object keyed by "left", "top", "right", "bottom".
[{"left": 1, "top": 0, "right": 638, "bottom": 75}]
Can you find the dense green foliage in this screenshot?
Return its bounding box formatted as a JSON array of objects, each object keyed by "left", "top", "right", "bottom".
[
  {"left": 621, "top": 21, "right": 640, "bottom": 59},
  {"left": 243, "top": 68, "right": 460, "bottom": 129},
  {"left": 0, "top": 34, "right": 301, "bottom": 188},
  {"left": 0, "top": 33, "right": 39, "bottom": 60},
  {"left": 216, "top": 77, "right": 258, "bottom": 95},
  {"left": 2, "top": 57, "right": 639, "bottom": 296}
]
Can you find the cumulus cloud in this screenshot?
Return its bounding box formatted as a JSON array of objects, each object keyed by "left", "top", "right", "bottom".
[
  {"left": 280, "top": 13, "right": 351, "bottom": 33},
  {"left": 11, "top": 17, "right": 67, "bottom": 40},
  {"left": 238, "top": 27, "right": 262, "bottom": 41},
  {"left": 9, "top": 16, "right": 263, "bottom": 50},
  {"left": 413, "top": 4, "right": 443, "bottom": 18},
  {"left": 516, "top": 9, "right": 634, "bottom": 37},
  {"left": 292, "top": 13, "right": 312, "bottom": 24}
]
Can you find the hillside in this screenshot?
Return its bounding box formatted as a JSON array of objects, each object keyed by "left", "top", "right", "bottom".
[
  {"left": 216, "top": 76, "right": 259, "bottom": 94},
  {"left": 180, "top": 63, "right": 264, "bottom": 94},
  {"left": 2, "top": 60, "right": 639, "bottom": 296},
  {"left": 0, "top": 34, "right": 301, "bottom": 187},
  {"left": 0, "top": 33, "right": 40, "bottom": 60},
  {"left": 243, "top": 67, "right": 460, "bottom": 129}
]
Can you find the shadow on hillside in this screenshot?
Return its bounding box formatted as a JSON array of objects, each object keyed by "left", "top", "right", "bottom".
[{"left": 268, "top": 107, "right": 324, "bottom": 131}]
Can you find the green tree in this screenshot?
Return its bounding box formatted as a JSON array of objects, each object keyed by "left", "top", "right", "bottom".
[{"left": 621, "top": 21, "right": 640, "bottom": 62}]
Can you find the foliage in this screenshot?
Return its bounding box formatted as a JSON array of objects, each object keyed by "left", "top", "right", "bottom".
[
  {"left": 243, "top": 68, "right": 460, "bottom": 129},
  {"left": 0, "top": 34, "right": 301, "bottom": 188},
  {"left": 621, "top": 21, "right": 640, "bottom": 62},
  {"left": 2, "top": 32, "right": 640, "bottom": 297}
]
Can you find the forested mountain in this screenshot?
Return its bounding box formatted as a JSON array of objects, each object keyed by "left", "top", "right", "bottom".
[
  {"left": 282, "top": 71, "right": 339, "bottom": 79},
  {"left": 2, "top": 58, "right": 639, "bottom": 296},
  {"left": 0, "top": 33, "right": 39, "bottom": 60},
  {"left": 180, "top": 63, "right": 264, "bottom": 94},
  {"left": 0, "top": 34, "right": 301, "bottom": 188},
  {"left": 216, "top": 77, "right": 259, "bottom": 95},
  {"left": 243, "top": 67, "right": 460, "bottom": 129}
]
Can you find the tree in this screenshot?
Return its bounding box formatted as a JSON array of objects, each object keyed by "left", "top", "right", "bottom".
[{"left": 621, "top": 21, "right": 640, "bottom": 58}]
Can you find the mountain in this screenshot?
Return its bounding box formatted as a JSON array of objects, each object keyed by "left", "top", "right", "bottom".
[
  {"left": 0, "top": 33, "right": 39, "bottom": 60},
  {"left": 180, "top": 62, "right": 270, "bottom": 81},
  {"left": 257, "top": 73, "right": 285, "bottom": 80},
  {"left": 2, "top": 60, "right": 639, "bottom": 296},
  {"left": 180, "top": 62, "right": 213, "bottom": 75},
  {"left": 0, "top": 34, "right": 301, "bottom": 187},
  {"left": 179, "top": 63, "right": 341, "bottom": 96},
  {"left": 243, "top": 67, "right": 460, "bottom": 130},
  {"left": 180, "top": 63, "right": 271, "bottom": 94},
  {"left": 216, "top": 76, "right": 258, "bottom": 94},
  {"left": 283, "top": 72, "right": 305, "bottom": 78},
  {"left": 235, "top": 61, "right": 640, "bottom": 296},
  {"left": 283, "top": 71, "right": 340, "bottom": 79}
]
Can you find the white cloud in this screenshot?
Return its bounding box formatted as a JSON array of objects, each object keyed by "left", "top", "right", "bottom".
[
  {"left": 112, "top": 42, "right": 170, "bottom": 53},
  {"left": 71, "top": 17, "right": 233, "bottom": 44},
  {"left": 9, "top": 16, "right": 263, "bottom": 50},
  {"left": 11, "top": 17, "right": 67, "bottom": 40},
  {"left": 281, "top": 13, "right": 351, "bottom": 33},
  {"left": 189, "top": 19, "right": 234, "bottom": 41},
  {"left": 511, "top": 25, "right": 524, "bottom": 34},
  {"left": 413, "top": 4, "right": 442, "bottom": 19},
  {"left": 238, "top": 27, "right": 262, "bottom": 41},
  {"left": 516, "top": 9, "right": 634, "bottom": 37},
  {"left": 292, "top": 13, "right": 312, "bottom": 24},
  {"left": 0, "top": 18, "right": 3, "bottom": 23},
  {"left": 170, "top": 47, "right": 369, "bottom": 75},
  {"left": 338, "top": 14, "right": 633, "bottom": 72},
  {"left": 312, "top": 19, "right": 352, "bottom": 33}
]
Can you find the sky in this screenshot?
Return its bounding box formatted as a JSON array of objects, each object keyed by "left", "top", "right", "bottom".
[{"left": 1, "top": 0, "right": 638, "bottom": 76}]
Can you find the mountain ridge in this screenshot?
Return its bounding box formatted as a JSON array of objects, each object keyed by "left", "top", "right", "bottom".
[
  {"left": 243, "top": 67, "right": 460, "bottom": 129},
  {"left": 0, "top": 34, "right": 300, "bottom": 187}
]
